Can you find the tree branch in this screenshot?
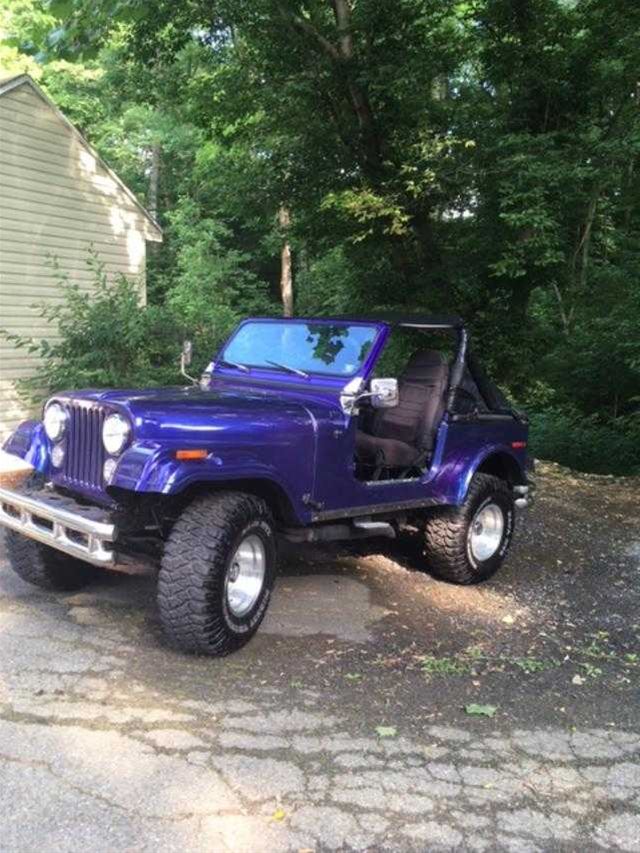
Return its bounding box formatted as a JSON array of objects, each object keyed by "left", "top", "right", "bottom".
[
  {"left": 278, "top": 1, "right": 383, "bottom": 175},
  {"left": 278, "top": 4, "right": 340, "bottom": 61},
  {"left": 332, "top": 0, "right": 354, "bottom": 60}
]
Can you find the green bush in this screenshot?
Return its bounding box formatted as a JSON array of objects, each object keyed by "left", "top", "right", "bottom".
[
  {"left": 2, "top": 256, "right": 185, "bottom": 402},
  {"left": 528, "top": 408, "right": 640, "bottom": 476}
]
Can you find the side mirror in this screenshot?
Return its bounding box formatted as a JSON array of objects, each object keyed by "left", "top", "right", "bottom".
[
  {"left": 181, "top": 340, "right": 193, "bottom": 367},
  {"left": 369, "top": 377, "right": 399, "bottom": 408},
  {"left": 339, "top": 376, "right": 399, "bottom": 415}
]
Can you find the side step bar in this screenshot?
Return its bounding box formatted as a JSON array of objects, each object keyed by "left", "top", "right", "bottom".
[
  {"left": 0, "top": 486, "right": 117, "bottom": 567},
  {"left": 283, "top": 517, "right": 396, "bottom": 544},
  {"left": 352, "top": 518, "right": 396, "bottom": 538}
]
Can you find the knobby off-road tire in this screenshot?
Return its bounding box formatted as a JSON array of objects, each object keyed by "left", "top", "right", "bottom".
[
  {"left": 5, "top": 530, "right": 98, "bottom": 591},
  {"left": 422, "top": 474, "right": 515, "bottom": 584},
  {"left": 158, "top": 492, "right": 277, "bottom": 655}
]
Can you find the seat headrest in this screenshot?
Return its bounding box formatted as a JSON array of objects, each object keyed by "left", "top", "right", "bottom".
[{"left": 403, "top": 350, "right": 448, "bottom": 374}]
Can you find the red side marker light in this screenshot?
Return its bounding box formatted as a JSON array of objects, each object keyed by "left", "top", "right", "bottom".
[
  {"left": 511, "top": 441, "right": 527, "bottom": 449},
  {"left": 176, "top": 449, "right": 208, "bottom": 461}
]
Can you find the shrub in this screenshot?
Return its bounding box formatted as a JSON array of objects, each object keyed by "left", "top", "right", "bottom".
[
  {"left": 1, "top": 255, "right": 184, "bottom": 402},
  {"left": 528, "top": 408, "right": 640, "bottom": 476}
]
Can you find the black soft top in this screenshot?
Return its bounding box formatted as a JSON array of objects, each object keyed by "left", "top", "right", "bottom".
[{"left": 333, "top": 313, "right": 465, "bottom": 329}]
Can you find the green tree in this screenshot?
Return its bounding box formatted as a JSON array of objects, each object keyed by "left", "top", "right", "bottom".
[{"left": 1, "top": 0, "right": 638, "bottom": 472}]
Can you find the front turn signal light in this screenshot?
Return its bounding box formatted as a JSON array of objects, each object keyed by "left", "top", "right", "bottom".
[{"left": 175, "top": 449, "right": 209, "bottom": 461}]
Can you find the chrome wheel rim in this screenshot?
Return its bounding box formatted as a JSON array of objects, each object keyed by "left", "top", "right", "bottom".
[
  {"left": 468, "top": 502, "right": 504, "bottom": 562},
  {"left": 226, "top": 534, "right": 266, "bottom": 617}
]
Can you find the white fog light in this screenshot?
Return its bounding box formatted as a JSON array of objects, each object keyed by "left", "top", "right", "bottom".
[
  {"left": 103, "top": 458, "right": 118, "bottom": 484},
  {"left": 51, "top": 443, "right": 65, "bottom": 468},
  {"left": 44, "top": 403, "right": 67, "bottom": 441},
  {"left": 102, "top": 413, "right": 130, "bottom": 455}
]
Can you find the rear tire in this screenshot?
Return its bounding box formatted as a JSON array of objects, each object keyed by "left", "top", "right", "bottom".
[
  {"left": 422, "top": 474, "right": 514, "bottom": 584},
  {"left": 158, "top": 492, "right": 277, "bottom": 655},
  {"left": 5, "top": 531, "right": 97, "bottom": 591}
]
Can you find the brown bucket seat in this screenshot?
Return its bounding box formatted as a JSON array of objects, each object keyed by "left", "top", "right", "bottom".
[{"left": 355, "top": 350, "right": 450, "bottom": 471}]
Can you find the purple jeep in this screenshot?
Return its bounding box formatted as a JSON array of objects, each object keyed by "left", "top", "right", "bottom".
[{"left": 0, "top": 314, "right": 533, "bottom": 655}]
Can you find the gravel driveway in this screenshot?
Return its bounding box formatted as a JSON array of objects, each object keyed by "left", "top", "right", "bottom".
[{"left": 0, "top": 463, "right": 638, "bottom": 852}]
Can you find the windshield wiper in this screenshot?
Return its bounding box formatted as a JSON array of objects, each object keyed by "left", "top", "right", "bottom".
[
  {"left": 266, "top": 360, "right": 309, "bottom": 379},
  {"left": 218, "top": 358, "right": 250, "bottom": 373}
]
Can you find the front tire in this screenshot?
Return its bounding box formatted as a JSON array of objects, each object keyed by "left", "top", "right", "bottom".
[
  {"left": 5, "top": 531, "right": 97, "bottom": 591},
  {"left": 158, "top": 492, "right": 277, "bottom": 655},
  {"left": 422, "top": 474, "right": 514, "bottom": 584}
]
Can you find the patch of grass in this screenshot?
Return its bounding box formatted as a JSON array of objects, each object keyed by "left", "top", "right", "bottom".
[
  {"left": 579, "top": 662, "right": 603, "bottom": 679},
  {"left": 420, "top": 655, "right": 470, "bottom": 677},
  {"left": 580, "top": 631, "right": 616, "bottom": 660},
  {"left": 466, "top": 646, "right": 484, "bottom": 660}
]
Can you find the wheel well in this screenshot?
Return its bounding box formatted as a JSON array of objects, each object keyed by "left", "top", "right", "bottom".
[
  {"left": 173, "top": 478, "right": 298, "bottom": 525},
  {"left": 476, "top": 452, "right": 525, "bottom": 486}
]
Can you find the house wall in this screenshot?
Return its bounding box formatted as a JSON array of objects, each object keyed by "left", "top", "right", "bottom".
[{"left": 0, "top": 80, "right": 161, "bottom": 438}]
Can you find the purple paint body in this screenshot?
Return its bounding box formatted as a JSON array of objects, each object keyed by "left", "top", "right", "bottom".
[{"left": 3, "top": 317, "right": 529, "bottom": 525}]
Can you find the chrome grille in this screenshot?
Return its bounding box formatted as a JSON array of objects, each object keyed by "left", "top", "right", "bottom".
[{"left": 61, "top": 404, "right": 106, "bottom": 490}]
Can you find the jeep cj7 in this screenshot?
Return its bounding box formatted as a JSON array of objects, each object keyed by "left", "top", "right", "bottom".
[{"left": 0, "top": 315, "right": 534, "bottom": 655}]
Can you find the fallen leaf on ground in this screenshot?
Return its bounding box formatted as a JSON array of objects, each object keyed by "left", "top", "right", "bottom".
[
  {"left": 271, "top": 809, "right": 286, "bottom": 822},
  {"left": 572, "top": 674, "right": 586, "bottom": 685},
  {"left": 464, "top": 703, "right": 497, "bottom": 718},
  {"left": 375, "top": 725, "right": 398, "bottom": 738}
]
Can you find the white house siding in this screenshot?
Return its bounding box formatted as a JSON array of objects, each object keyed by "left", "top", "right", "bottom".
[{"left": 0, "top": 76, "right": 162, "bottom": 438}]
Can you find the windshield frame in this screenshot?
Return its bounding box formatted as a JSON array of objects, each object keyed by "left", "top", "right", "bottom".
[{"left": 218, "top": 318, "right": 385, "bottom": 380}]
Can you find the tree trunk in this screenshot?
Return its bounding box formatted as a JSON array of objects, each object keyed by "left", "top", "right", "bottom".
[
  {"left": 551, "top": 280, "right": 570, "bottom": 336},
  {"left": 572, "top": 190, "right": 599, "bottom": 293},
  {"left": 148, "top": 142, "right": 161, "bottom": 221},
  {"left": 279, "top": 206, "right": 293, "bottom": 317}
]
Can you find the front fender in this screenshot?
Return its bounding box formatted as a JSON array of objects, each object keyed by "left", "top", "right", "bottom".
[
  {"left": 3, "top": 420, "right": 50, "bottom": 475},
  {"left": 109, "top": 439, "right": 313, "bottom": 522}
]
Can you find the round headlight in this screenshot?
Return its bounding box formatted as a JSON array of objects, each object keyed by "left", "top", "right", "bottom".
[
  {"left": 102, "top": 413, "right": 131, "bottom": 455},
  {"left": 44, "top": 403, "right": 67, "bottom": 442}
]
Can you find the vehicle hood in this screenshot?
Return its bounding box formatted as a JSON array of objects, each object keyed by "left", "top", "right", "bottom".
[{"left": 54, "top": 386, "right": 327, "bottom": 444}]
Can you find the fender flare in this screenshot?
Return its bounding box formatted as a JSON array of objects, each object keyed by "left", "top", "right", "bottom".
[
  {"left": 456, "top": 445, "right": 526, "bottom": 504},
  {"left": 108, "top": 443, "right": 306, "bottom": 523},
  {"left": 3, "top": 420, "right": 50, "bottom": 474}
]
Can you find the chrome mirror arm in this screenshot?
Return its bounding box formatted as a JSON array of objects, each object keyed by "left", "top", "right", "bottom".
[{"left": 180, "top": 353, "right": 199, "bottom": 386}]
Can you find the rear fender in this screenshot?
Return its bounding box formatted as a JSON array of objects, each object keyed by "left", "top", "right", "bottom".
[{"left": 456, "top": 446, "right": 527, "bottom": 504}]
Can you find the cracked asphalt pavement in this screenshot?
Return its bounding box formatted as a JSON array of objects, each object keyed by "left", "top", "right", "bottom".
[{"left": 0, "top": 462, "right": 638, "bottom": 852}]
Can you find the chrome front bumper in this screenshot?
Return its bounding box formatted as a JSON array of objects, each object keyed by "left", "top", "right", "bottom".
[{"left": 0, "top": 486, "right": 117, "bottom": 567}]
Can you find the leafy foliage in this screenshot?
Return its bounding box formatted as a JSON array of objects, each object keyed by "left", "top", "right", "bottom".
[
  {"left": 1, "top": 0, "right": 639, "bottom": 473},
  {"left": 2, "top": 256, "right": 183, "bottom": 398}
]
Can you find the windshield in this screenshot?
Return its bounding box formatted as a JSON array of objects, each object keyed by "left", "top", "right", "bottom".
[{"left": 221, "top": 321, "right": 379, "bottom": 377}]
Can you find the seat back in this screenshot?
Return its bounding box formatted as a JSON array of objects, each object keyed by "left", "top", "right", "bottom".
[{"left": 371, "top": 350, "right": 449, "bottom": 452}]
